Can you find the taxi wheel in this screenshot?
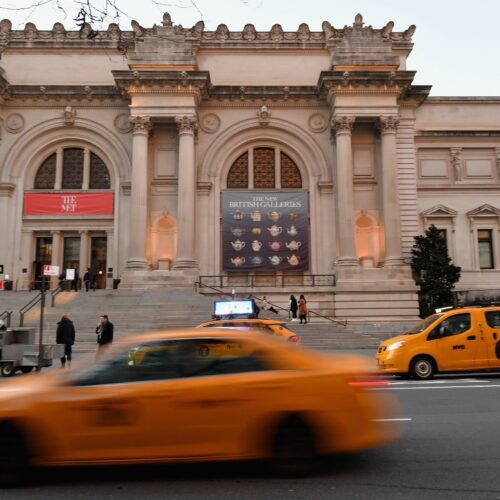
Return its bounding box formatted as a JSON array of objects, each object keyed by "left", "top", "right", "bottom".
[
  {"left": 270, "top": 415, "right": 317, "bottom": 477},
  {"left": 0, "top": 365, "right": 14, "bottom": 378},
  {"left": 0, "top": 423, "right": 30, "bottom": 487},
  {"left": 410, "top": 356, "right": 436, "bottom": 380}
]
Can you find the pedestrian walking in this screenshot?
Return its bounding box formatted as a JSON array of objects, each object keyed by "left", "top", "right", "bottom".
[
  {"left": 83, "top": 268, "right": 91, "bottom": 292},
  {"left": 259, "top": 295, "right": 278, "bottom": 314},
  {"left": 298, "top": 294, "right": 308, "bottom": 324},
  {"left": 247, "top": 295, "right": 260, "bottom": 318},
  {"left": 56, "top": 314, "right": 75, "bottom": 368},
  {"left": 71, "top": 269, "right": 79, "bottom": 292},
  {"left": 289, "top": 294, "right": 298, "bottom": 320},
  {"left": 96, "top": 314, "right": 114, "bottom": 356}
]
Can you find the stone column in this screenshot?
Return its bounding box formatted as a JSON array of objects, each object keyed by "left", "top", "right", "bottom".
[
  {"left": 378, "top": 116, "right": 404, "bottom": 266},
  {"left": 172, "top": 116, "right": 199, "bottom": 270},
  {"left": 106, "top": 229, "right": 114, "bottom": 289},
  {"left": 82, "top": 148, "right": 91, "bottom": 190},
  {"left": 332, "top": 116, "right": 359, "bottom": 266},
  {"left": 51, "top": 230, "right": 62, "bottom": 288},
  {"left": 79, "top": 230, "right": 90, "bottom": 273},
  {"left": 54, "top": 147, "right": 63, "bottom": 190},
  {"left": 126, "top": 116, "right": 152, "bottom": 269}
]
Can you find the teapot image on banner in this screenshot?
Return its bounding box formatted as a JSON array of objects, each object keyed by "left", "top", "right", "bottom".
[
  {"left": 269, "top": 241, "right": 282, "bottom": 251},
  {"left": 251, "top": 240, "right": 263, "bottom": 252},
  {"left": 268, "top": 211, "right": 281, "bottom": 222},
  {"left": 287, "top": 254, "right": 300, "bottom": 266},
  {"left": 231, "top": 256, "right": 246, "bottom": 267},
  {"left": 232, "top": 210, "right": 244, "bottom": 221},
  {"left": 267, "top": 225, "right": 283, "bottom": 237},
  {"left": 250, "top": 211, "right": 262, "bottom": 222},
  {"left": 285, "top": 240, "right": 302, "bottom": 251},
  {"left": 251, "top": 256, "right": 263, "bottom": 265},
  {"left": 269, "top": 255, "right": 283, "bottom": 266},
  {"left": 230, "top": 227, "right": 245, "bottom": 237},
  {"left": 230, "top": 239, "right": 246, "bottom": 251},
  {"left": 287, "top": 225, "right": 298, "bottom": 236}
]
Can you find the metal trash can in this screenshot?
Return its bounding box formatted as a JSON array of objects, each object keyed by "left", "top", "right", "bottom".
[
  {"left": 3, "top": 280, "right": 13, "bottom": 291},
  {"left": 113, "top": 278, "right": 121, "bottom": 289}
]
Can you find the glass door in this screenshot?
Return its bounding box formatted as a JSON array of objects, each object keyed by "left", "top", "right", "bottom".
[
  {"left": 33, "top": 237, "right": 52, "bottom": 290},
  {"left": 90, "top": 236, "right": 107, "bottom": 289}
]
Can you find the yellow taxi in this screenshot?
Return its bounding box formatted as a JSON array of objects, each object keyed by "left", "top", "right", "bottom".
[
  {"left": 0, "top": 329, "right": 398, "bottom": 485},
  {"left": 376, "top": 306, "right": 500, "bottom": 379},
  {"left": 197, "top": 319, "right": 301, "bottom": 344}
]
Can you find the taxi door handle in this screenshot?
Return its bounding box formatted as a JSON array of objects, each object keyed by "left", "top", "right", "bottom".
[
  {"left": 467, "top": 335, "right": 476, "bottom": 341},
  {"left": 494, "top": 332, "right": 498, "bottom": 340}
]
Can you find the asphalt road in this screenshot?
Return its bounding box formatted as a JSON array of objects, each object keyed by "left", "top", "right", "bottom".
[{"left": 2, "top": 352, "right": 500, "bottom": 500}]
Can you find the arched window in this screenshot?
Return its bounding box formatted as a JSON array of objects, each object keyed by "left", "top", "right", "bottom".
[
  {"left": 90, "top": 153, "right": 111, "bottom": 189},
  {"left": 33, "top": 147, "right": 111, "bottom": 190},
  {"left": 227, "top": 152, "right": 248, "bottom": 188},
  {"left": 34, "top": 153, "right": 56, "bottom": 189},
  {"left": 226, "top": 147, "right": 302, "bottom": 189},
  {"left": 62, "top": 148, "right": 84, "bottom": 189}
]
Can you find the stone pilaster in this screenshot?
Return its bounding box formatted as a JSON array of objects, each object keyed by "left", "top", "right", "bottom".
[
  {"left": 172, "top": 115, "right": 199, "bottom": 270},
  {"left": 78, "top": 230, "right": 90, "bottom": 273},
  {"left": 126, "top": 116, "right": 152, "bottom": 269},
  {"left": 332, "top": 116, "right": 359, "bottom": 267},
  {"left": 378, "top": 116, "right": 404, "bottom": 266}
]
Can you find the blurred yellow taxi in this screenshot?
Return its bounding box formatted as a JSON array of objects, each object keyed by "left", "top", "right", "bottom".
[
  {"left": 197, "top": 319, "right": 300, "bottom": 344},
  {"left": 0, "top": 329, "right": 398, "bottom": 485},
  {"left": 376, "top": 306, "right": 500, "bottom": 379}
]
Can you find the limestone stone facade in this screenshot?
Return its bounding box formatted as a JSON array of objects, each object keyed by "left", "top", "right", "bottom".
[{"left": 0, "top": 13, "right": 499, "bottom": 321}]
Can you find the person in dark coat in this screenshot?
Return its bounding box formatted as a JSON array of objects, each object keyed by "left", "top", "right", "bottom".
[
  {"left": 289, "top": 294, "right": 298, "bottom": 320},
  {"left": 96, "top": 314, "right": 114, "bottom": 356},
  {"left": 71, "top": 269, "right": 79, "bottom": 292},
  {"left": 56, "top": 314, "right": 75, "bottom": 368},
  {"left": 83, "top": 268, "right": 91, "bottom": 292}
]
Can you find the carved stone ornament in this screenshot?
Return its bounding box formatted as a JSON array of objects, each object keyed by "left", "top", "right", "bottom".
[
  {"left": 331, "top": 116, "right": 355, "bottom": 135},
  {"left": 175, "top": 116, "right": 198, "bottom": 135},
  {"left": 200, "top": 113, "right": 221, "bottom": 134},
  {"left": 242, "top": 24, "right": 257, "bottom": 41},
  {"left": 130, "top": 116, "right": 152, "bottom": 134},
  {"left": 308, "top": 113, "right": 328, "bottom": 133},
  {"left": 378, "top": 116, "right": 399, "bottom": 134},
  {"left": 215, "top": 24, "right": 229, "bottom": 40},
  {"left": 257, "top": 105, "right": 271, "bottom": 126},
  {"left": 4, "top": 113, "right": 25, "bottom": 134},
  {"left": 496, "top": 148, "right": 500, "bottom": 176},
  {"left": 114, "top": 113, "right": 133, "bottom": 134},
  {"left": 63, "top": 106, "right": 76, "bottom": 126},
  {"left": 450, "top": 148, "right": 462, "bottom": 181},
  {"left": 270, "top": 24, "right": 284, "bottom": 41}
]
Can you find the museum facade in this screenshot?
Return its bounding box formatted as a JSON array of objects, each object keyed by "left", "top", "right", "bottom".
[{"left": 1, "top": 13, "right": 499, "bottom": 320}]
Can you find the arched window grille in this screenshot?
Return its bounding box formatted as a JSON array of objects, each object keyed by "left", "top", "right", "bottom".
[{"left": 34, "top": 153, "right": 56, "bottom": 189}]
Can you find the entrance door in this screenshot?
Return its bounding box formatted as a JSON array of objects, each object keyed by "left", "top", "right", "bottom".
[
  {"left": 90, "top": 236, "right": 107, "bottom": 289},
  {"left": 33, "top": 237, "right": 52, "bottom": 290},
  {"left": 63, "top": 237, "right": 81, "bottom": 284}
]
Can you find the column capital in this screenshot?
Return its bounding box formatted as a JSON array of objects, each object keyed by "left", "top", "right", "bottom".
[
  {"left": 130, "top": 116, "right": 152, "bottom": 135},
  {"left": 78, "top": 229, "right": 89, "bottom": 236},
  {"left": 331, "top": 116, "right": 355, "bottom": 136},
  {"left": 377, "top": 116, "right": 399, "bottom": 135},
  {"left": 50, "top": 230, "right": 61, "bottom": 236},
  {"left": 175, "top": 115, "right": 198, "bottom": 136}
]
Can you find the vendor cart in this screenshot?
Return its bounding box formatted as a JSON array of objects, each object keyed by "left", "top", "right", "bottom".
[{"left": 0, "top": 327, "right": 64, "bottom": 377}]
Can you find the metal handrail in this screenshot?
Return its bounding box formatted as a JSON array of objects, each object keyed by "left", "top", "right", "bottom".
[
  {"left": 50, "top": 286, "right": 64, "bottom": 307},
  {"left": 195, "top": 282, "right": 347, "bottom": 327},
  {"left": 0, "top": 310, "right": 12, "bottom": 328},
  {"left": 19, "top": 293, "right": 42, "bottom": 327}
]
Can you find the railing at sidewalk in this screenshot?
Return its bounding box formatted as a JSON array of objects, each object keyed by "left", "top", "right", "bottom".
[
  {"left": 198, "top": 274, "right": 336, "bottom": 289},
  {"left": 19, "top": 293, "right": 42, "bottom": 327},
  {"left": 0, "top": 310, "right": 12, "bottom": 328},
  {"left": 195, "top": 281, "right": 347, "bottom": 327},
  {"left": 50, "top": 286, "right": 64, "bottom": 307}
]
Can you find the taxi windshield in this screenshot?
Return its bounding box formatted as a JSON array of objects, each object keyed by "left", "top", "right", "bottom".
[{"left": 405, "top": 314, "right": 442, "bottom": 335}]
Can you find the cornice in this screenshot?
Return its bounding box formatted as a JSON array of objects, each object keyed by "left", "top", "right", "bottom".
[
  {"left": 112, "top": 70, "right": 211, "bottom": 100},
  {"left": 0, "top": 182, "right": 15, "bottom": 197},
  {"left": 416, "top": 130, "right": 500, "bottom": 138},
  {"left": 0, "top": 13, "right": 415, "bottom": 54}
]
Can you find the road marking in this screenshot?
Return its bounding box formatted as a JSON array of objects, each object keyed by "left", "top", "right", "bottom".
[
  {"left": 372, "top": 418, "right": 412, "bottom": 422},
  {"left": 376, "top": 384, "right": 500, "bottom": 390},
  {"left": 388, "top": 379, "right": 488, "bottom": 385}
]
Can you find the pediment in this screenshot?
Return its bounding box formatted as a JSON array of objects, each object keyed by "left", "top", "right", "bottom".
[
  {"left": 466, "top": 204, "right": 500, "bottom": 218},
  {"left": 421, "top": 205, "right": 458, "bottom": 218}
]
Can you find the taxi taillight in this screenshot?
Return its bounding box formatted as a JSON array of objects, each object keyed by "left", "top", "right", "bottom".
[{"left": 288, "top": 335, "right": 300, "bottom": 343}]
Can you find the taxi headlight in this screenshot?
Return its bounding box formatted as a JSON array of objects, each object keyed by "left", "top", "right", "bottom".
[{"left": 386, "top": 340, "right": 407, "bottom": 351}]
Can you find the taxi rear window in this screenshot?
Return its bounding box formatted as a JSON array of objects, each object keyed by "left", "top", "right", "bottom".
[{"left": 485, "top": 311, "right": 500, "bottom": 328}]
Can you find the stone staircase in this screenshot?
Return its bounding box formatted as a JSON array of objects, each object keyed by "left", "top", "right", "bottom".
[{"left": 1, "top": 290, "right": 387, "bottom": 353}]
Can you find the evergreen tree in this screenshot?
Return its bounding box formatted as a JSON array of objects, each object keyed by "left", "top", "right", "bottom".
[{"left": 410, "top": 225, "right": 461, "bottom": 318}]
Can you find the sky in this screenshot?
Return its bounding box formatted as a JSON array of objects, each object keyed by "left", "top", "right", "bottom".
[{"left": 0, "top": 0, "right": 499, "bottom": 96}]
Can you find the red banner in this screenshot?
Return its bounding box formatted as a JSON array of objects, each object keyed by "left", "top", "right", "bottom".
[{"left": 24, "top": 193, "right": 114, "bottom": 216}]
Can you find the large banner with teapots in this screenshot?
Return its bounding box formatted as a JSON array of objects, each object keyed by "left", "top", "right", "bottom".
[{"left": 222, "top": 191, "right": 309, "bottom": 271}]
